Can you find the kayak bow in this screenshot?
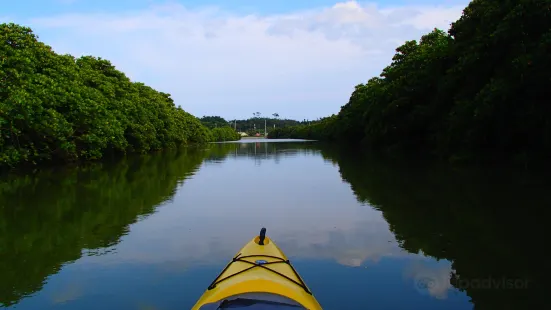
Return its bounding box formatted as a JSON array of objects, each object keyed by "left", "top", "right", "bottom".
[{"left": 192, "top": 228, "right": 322, "bottom": 310}]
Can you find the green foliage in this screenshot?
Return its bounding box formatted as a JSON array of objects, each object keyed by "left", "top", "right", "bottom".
[
  {"left": 199, "top": 116, "right": 241, "bottom": 141},
  {"left": 268, "top": 0, "right": 551, "bottom": 161},
  {"left": 200, "top": 115, "right": 304, "bottom": 137},
  {"left": 200, "top": 116, "right": 230, "bottom": 129},
  {"left": 268, "top": 115, "right": 338, "bottom": 140},
  {"left": 210, "top": 127, "right": 241, "bottom": 142},
  {"left": 233, "top": 117, "right": 303, "bottom": 133},
  {"left": 0, "top": 23, "right": 212, "bottom": 169}
]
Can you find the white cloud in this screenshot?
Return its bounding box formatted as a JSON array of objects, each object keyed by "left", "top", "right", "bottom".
[
  {"left": 23, "top": 1, "right": 466, "bottom": 120},
  {"left": 404, "top": 261, "right": 453, "bottom": 299}
]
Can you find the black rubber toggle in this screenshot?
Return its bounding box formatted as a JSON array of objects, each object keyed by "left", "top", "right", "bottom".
[{"left": 259, "top": 227, "right": 267, "bottom": 245}]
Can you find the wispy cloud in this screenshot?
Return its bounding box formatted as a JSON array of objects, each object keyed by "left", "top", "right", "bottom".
[
  {"left": 22, "top": 1, "right": 466, "bottom": 119},
  {"left": 51, "top": 280, "right": 84, "bottom": 304}
]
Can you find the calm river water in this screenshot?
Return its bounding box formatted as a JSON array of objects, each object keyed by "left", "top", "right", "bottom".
[{"left": 0, "top": 139, "right": 546, "bottom": 309}]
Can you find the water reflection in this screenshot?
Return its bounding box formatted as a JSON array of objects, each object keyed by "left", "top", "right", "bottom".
[
  {"left": 1, "top": 141, "right": 546, "bottom": 310},
  {"left": 205, "top": 140, "right": 321, "bottom": 166},
  {"left": 0, "top": 147, "right": 209, "bottom": 307},
  {"left": 320, "top": 146, "right": 548, "bottom": 310},
  {"left": 108, "top": 142, "right": 405, "bottom": 270}
]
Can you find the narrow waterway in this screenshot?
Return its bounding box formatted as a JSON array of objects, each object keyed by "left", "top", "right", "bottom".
[{"left": 0, "top": 139, "right": 545, "bottom": 309}]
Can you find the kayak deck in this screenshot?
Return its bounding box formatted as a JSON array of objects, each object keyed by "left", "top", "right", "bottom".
[
  {"left": 192, "top": 230, "right": 322, "bottom": 310},
  {"left": 208, "top": 251, "right": 311, "bottom": 293}
]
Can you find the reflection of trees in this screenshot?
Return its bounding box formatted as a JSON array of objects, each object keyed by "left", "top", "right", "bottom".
[
  {"left": 0, "top": 147, "right": 222, "bottom": 307},
  {"left": 0, "top": 140, "right": 324, "bottom": 307},
  {"left": 203, "top": 142, "right": 322, "bottom": 165},
  {"left": 3, "top": 140, "right": 545, "bottom": 309},
  {"left": 319, "top": 146, "right": 547, "bottom": 309}
]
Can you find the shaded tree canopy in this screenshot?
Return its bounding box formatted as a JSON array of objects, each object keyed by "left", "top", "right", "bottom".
[
  {"left": 200, "top": 116, "right": 230, "bottom": 129},
  {"left": 268, "top": 0, "right": 551, "bottom": 162}
]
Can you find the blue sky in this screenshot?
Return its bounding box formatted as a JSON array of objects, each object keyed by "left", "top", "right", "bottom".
[
  {"left": 5, "top": 0, "right": 469, "bottom": 120},
  {"left": 9, "top": 0, "right": 466, "bottom": 16}
]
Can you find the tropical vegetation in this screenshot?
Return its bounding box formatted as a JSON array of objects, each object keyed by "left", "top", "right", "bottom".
[
  {"left": 269, "top": 0, "right": 551, "bottom": 162},
  {"left": 210, "top": 126, "right": 241, "bottom": 142},
  {"left": 200, "top": 114, "right": 305, "bottom": 136},
  {"left": 0, "top": 23, "right": 241, "bottom": 169}
]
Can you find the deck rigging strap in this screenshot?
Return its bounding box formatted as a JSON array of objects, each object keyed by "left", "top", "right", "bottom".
[{"left": 207, "top": 253, "right": 312, "bottom": 295}]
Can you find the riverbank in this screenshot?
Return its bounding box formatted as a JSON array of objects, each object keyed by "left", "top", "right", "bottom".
[{"left": 0, "top": 23, "right": 239, "bottom": 171}]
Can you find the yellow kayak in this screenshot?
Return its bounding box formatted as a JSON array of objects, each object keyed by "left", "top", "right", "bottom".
[{"left": 192, "top": 228, "right": 323, "bottom": 310}]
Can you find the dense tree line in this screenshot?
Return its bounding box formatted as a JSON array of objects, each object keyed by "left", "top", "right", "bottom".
[
  {"left": 200, "top": 115, "right": 306, "bottom": 136},
  {"left": 231, "top": 117, "right": 307, "bottom": 134},
  {"left": 210, "top": 127, "right": 241, "bottom": 142},
  {"left": 0, "top": 23, "right": 242, "bottom": 170},
  {"left": 201, "top": 115, "right": 303, "bottom": 131},
  {"left": 267, "top": 115, "right": 338, "bottom": 140},
  {"left": 269, "top": 0, "right": 551, "bottom": 162},
  {"left": 199, "top": 116, "right": 229, "bottom": 129},
  {"left": 233, "top": 117, "right": 307, "bottom": 134},
  {"left": 198, "top": 117, "right": 241, "bottom": 141}
]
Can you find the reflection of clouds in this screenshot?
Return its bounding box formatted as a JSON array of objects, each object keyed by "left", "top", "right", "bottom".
[
  {"left": 84, "top": 215, "right": 405, "bottom": 269},
  {"left": 276, "top": 219, "right": 405, "bottom": 267},
  {"left": 404, "top": 261, "right": 453, "bottom": 299},
  {"left": 80, "top": 149, "right": 411, "bottom": 269},
  {"left": 50, "top": 281, "right": 84, "bottom": 304},
  {"left": 73, "top": 143, "right": 438, "bottom": 280}
]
